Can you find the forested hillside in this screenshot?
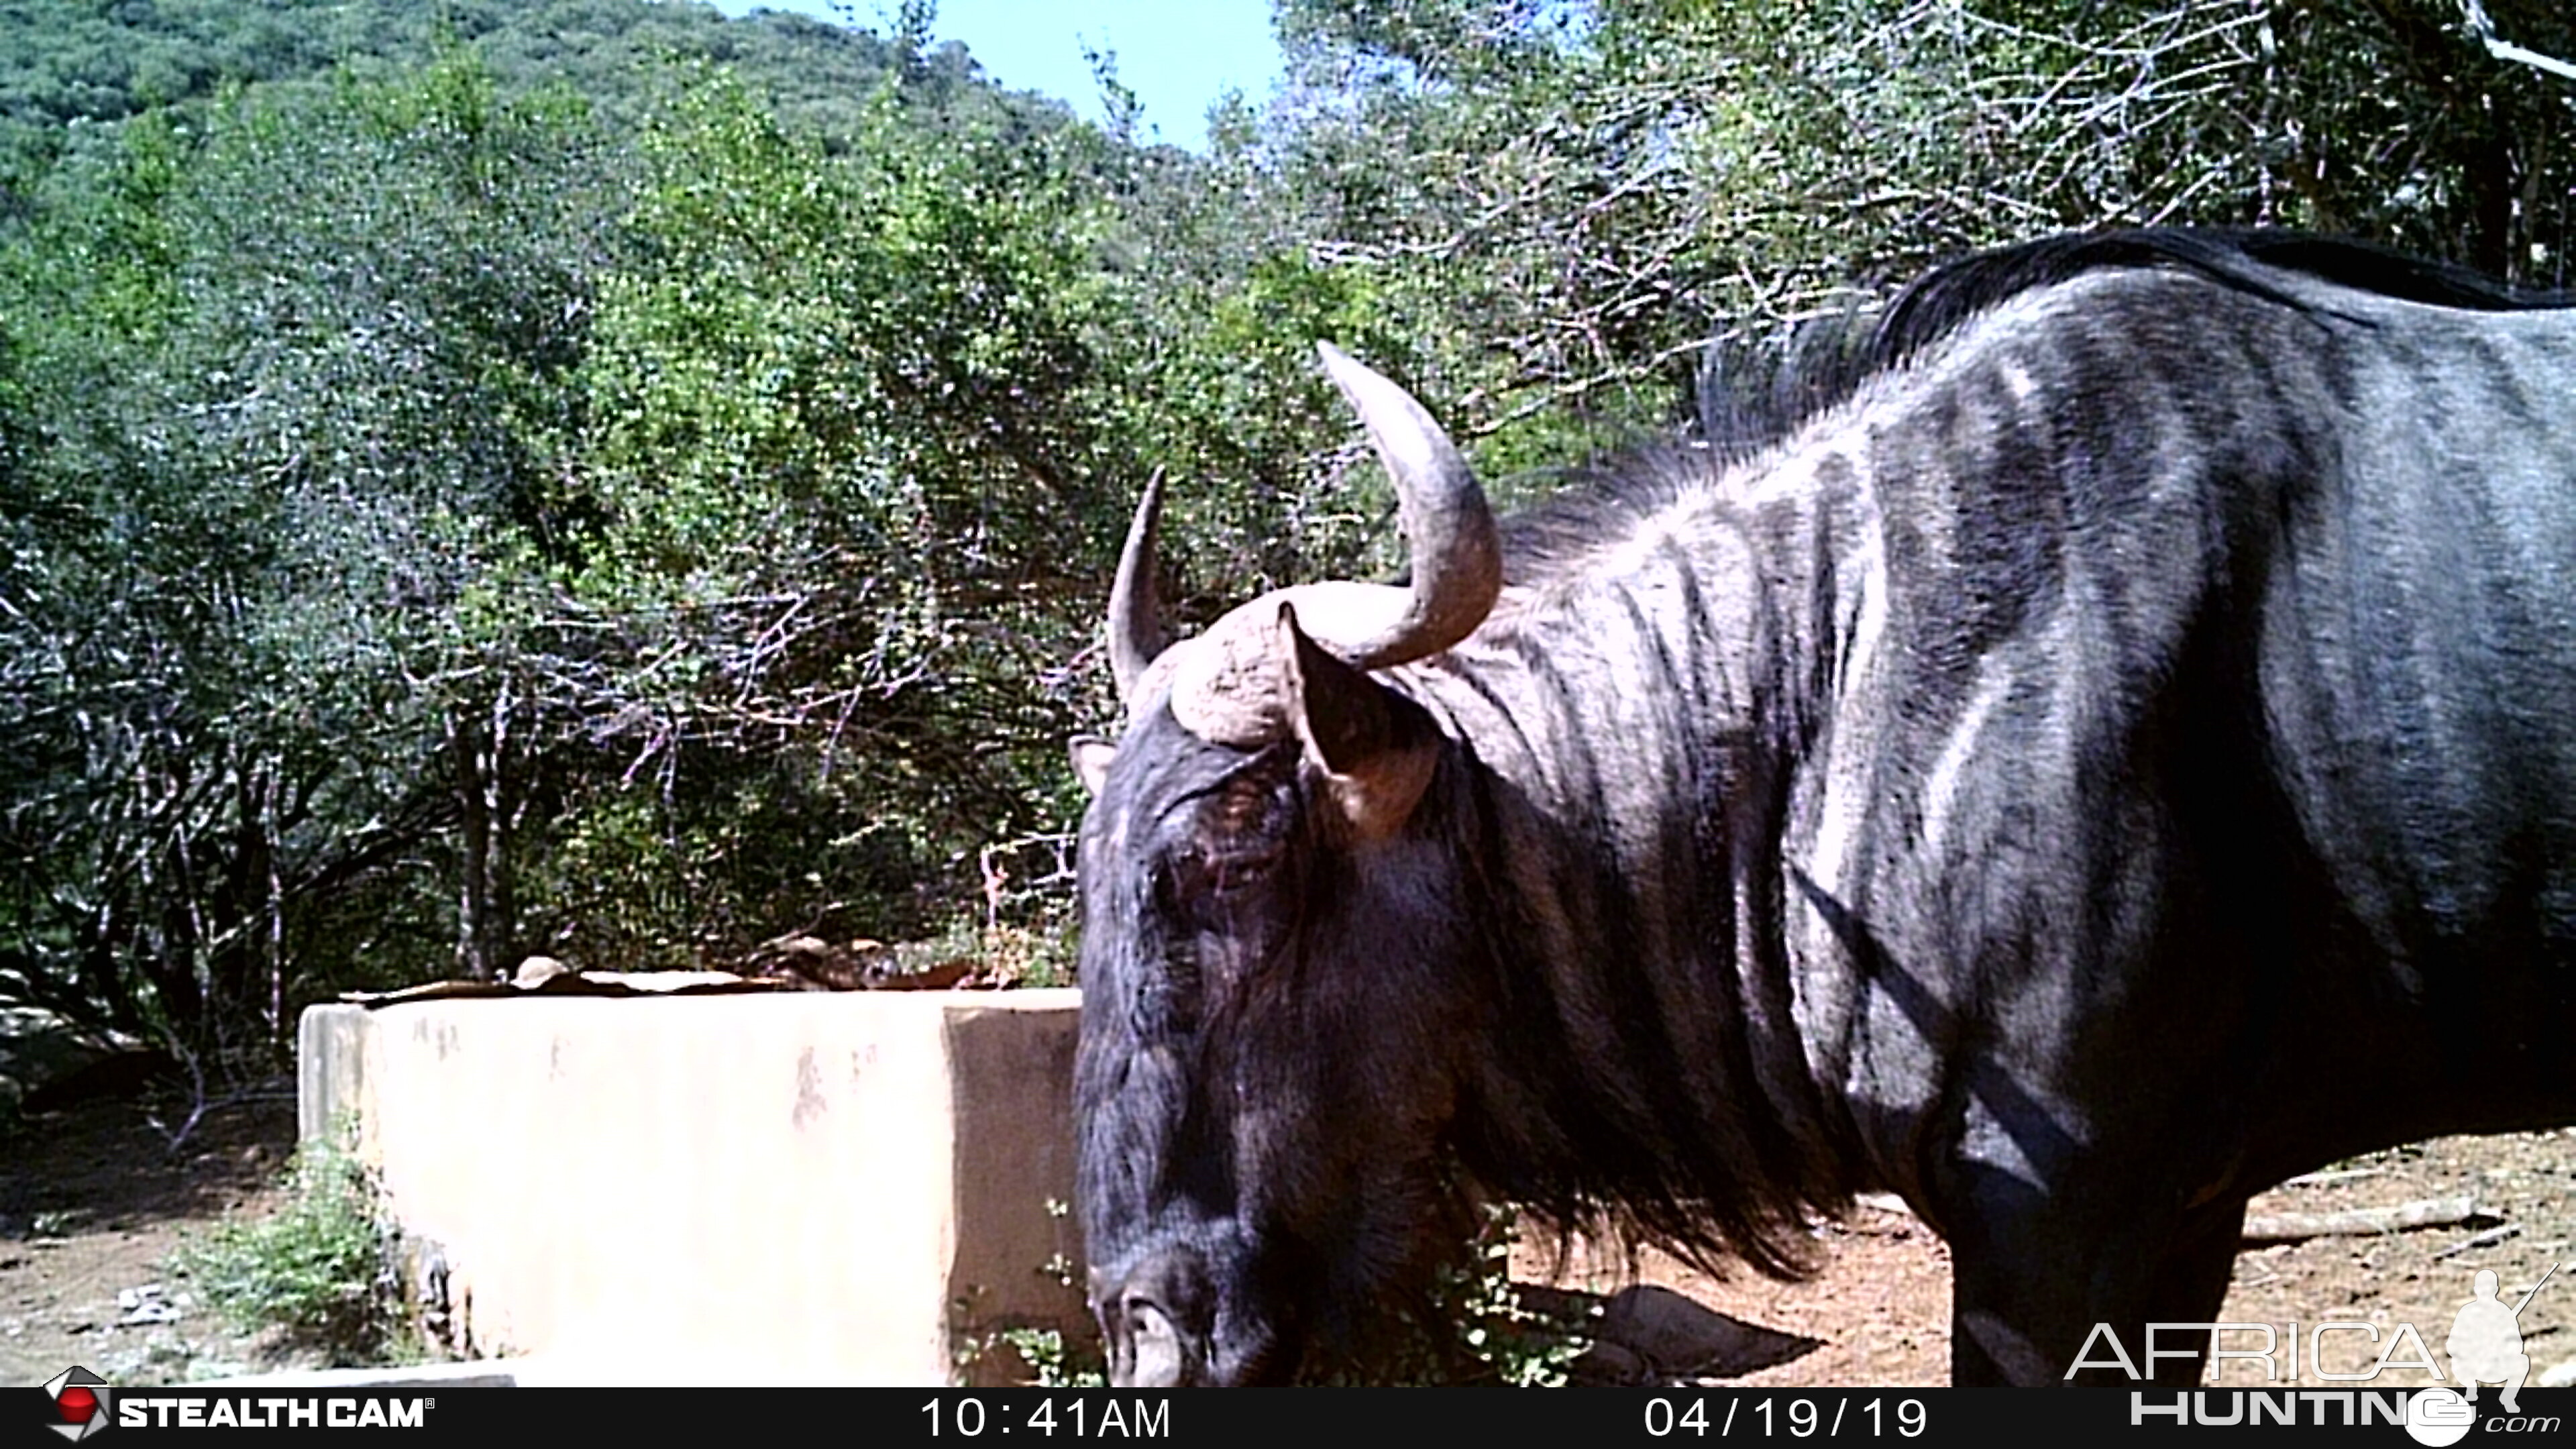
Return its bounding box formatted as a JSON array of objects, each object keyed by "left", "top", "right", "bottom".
[
  {"left": 3, "top": 0, "right": 2569, "bottom": 1080},
  {"left": 0, "top": 0, "right": 1051, "bottom": 139}
]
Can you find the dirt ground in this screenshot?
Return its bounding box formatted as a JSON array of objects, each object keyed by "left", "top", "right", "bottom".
[
  {"left": 0, "top": 1094, "right": 313, "bottom": 1387},
  {"left": 1517, "top": 1126, "right": 2576, "bottom": 1388},
  {"left": 5, "top": 1092, "right": 2571, "bottom": 1389}
]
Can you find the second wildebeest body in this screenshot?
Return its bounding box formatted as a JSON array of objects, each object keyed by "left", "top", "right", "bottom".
[{"left": 1070, "top": 231, "right": 2576, "bottom": 1386}]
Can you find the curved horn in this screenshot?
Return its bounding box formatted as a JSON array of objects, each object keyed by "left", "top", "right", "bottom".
[
  {"left": 1106, "top": 468, "right": 1169, "bottom": 701},
  {"left": 1161, "top": 350, "right": 1503, "bottom": 747},
  {"left": 1309, "top": 343, "right": 1501, "bottom": 668}
]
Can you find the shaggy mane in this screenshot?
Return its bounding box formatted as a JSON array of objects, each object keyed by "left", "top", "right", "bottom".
[{"left": 1497, "top": 228, "right": 2576, "bottom": 586}]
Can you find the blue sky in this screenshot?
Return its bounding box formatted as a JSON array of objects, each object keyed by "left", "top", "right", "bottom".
[{"left": 706, "top": 1, "right": 1287, "bottom": 151}]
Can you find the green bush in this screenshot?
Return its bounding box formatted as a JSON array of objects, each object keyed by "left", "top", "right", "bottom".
[
  {"left": 998, "top": 1326, "right": 1108, "bottom": 1388},
  {"left": 1440, "top": 1203, "right": 1599, "bottom": 1387},
  {"left": 168, "top": 1137, "right": 413, "bottom": 1366},
  {"left": 1360, "top": 1201, "right": 1598, "bottom": 1387},
  {"left": 986, "top": 1199, "right": 1595, "bottom": 1387}
]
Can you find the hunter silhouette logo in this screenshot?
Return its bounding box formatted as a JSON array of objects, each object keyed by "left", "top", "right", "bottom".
[
  {"left": 41, "top": 1366, "right": 110, "bottom": 1442},
  {"left": 2407, "top": 1263, "right": 2561, "bottom": 1448},
  {"left": 2447, "top": 1263, "right": 2555, "bottom": 1415}
]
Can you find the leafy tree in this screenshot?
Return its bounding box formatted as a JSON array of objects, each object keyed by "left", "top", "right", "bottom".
[
  {"left": 0, "top": 53, "right": 611, "bottom": 1054},
  {"left": 6, "top": 0, "right": 2570, "bottom": 1074},
  {"left": 543, "top": 64, "right": 1121, "bottom": 963},
  {"left": 1258, "top": 0, "right": 2576, "bottom": 445}
]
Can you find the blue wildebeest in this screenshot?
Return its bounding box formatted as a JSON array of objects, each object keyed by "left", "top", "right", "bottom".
[{"left": 1066, "top": 230, "right": 2576, "bottom": 1386}]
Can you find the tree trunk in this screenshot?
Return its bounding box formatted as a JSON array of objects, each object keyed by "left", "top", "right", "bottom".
[{"left": 451, "top": 688, "right": 519, "bottom": 981}]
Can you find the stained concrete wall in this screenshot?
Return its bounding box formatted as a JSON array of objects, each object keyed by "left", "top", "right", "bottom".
[{"left": 297, "top": 991, "right": 1089, "bottom": 1385}]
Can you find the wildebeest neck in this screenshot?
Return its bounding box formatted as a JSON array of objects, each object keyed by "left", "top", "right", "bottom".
[{"left": 1384, "top": 463, "right": 1875, "bottom": 1279}]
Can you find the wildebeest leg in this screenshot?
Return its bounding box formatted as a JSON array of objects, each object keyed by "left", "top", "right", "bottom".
[
  {"left": 1939, "top": 1120, "right": 2248, "bottom": 1385},
  {"left": 1947, "top": 1195, "right": 2250, "bottom": 1385},
  {"left": 2135, "top": 1196, "right": 2249, "bottom": 1386},
  {"left": 1941, "top": 1161, "right": 2089, "bottom": 1385}
]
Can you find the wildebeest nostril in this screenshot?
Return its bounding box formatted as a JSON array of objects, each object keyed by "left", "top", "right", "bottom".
[{"left": 1120, "top": 1292, "right": 1187, "bottom": 1387}]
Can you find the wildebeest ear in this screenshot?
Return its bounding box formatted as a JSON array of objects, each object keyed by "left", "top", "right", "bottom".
[
  {"left": 1277, "top": 602, "right": 1440, "bottom": 839},
  {"left": 1069, "top": 735, "right": 1118, "bottom": 797}
]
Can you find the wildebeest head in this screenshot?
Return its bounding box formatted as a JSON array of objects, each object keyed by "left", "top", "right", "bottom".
[{"left": 1068, "top": 345, "right": 1501, "bottom": 1385}]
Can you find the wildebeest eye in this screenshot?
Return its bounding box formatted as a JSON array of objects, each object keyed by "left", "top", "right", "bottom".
[
  {"left": 1203, "top": 768, "right": 1289, "bottom": 839},
  {"left": 1172, "top": 842, "right": 1281, "bottom": 901},
  {"left": 1165, "top": 763, "right": 1297, "bottom": 901}
]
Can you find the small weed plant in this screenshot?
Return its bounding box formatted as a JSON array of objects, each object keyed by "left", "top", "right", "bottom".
[
  {"left": 1000, "top": 1326, "right": 1108, "bottom": 1387},
  {"left": 1388, "top": 1201, "right": 1599, "bottom": 1386},
  {"left": 169, "top": 1136, "right": 413, "bottom": 1365},
  {"left": 966, "top": 1197, "right": 1591, "bottom": 1386},
  {"left": 953, "top": 1198, "right": 1109, "bottom": 1386}
]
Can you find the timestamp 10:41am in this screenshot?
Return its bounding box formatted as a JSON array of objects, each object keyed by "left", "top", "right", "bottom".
[{"left": 921, "top": 1395, "right": 1171, "bottom": 1439}]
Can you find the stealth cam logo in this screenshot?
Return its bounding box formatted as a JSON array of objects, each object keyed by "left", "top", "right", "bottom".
[{"left": 42, "top": 1366, "right": 111, "bottom": 1442}]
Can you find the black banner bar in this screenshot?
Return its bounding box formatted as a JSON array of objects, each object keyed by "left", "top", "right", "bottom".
[{"left": 15, "top": 1385, "right": 2575, "bottom": 1446}]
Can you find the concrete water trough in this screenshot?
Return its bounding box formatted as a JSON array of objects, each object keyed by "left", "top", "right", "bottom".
[{"left": 296, "top": 989, "right": 1088, "bottom": 1385}]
